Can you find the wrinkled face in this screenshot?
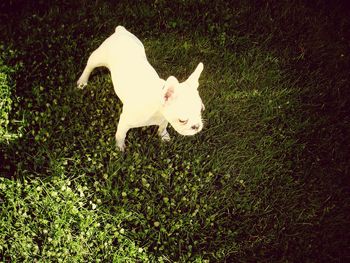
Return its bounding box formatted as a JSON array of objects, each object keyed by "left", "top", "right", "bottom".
[{"left": 161, "top": 63, "right": 205, "bottom": 136}]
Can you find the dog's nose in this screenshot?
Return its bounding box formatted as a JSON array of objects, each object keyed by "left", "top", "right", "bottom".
[{"left": 191, "top": 124, "right": 200, "bottom": 130}]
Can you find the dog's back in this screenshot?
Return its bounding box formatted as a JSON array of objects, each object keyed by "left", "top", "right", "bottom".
[{"left": 98, "top": 26, "right": 161, "bottom": 104}]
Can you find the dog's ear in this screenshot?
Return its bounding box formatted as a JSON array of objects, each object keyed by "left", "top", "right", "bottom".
[
  {"left": 162, "top": 76, "right": 179, "bottom": 104},
  {"left": 186, "top": 62, "right": 204, "bottom": 88}
]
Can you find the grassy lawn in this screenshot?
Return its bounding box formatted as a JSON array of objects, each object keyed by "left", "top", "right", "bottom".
[{"left": 1, "top": 0, "right": 349, "bottom": 262}]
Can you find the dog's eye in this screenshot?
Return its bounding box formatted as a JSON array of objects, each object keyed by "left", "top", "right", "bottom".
[{"left": 178, "top": 119, "right": 188, "bottom": 124}]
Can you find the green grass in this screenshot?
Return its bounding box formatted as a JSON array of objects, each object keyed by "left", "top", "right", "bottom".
[
  {"left": 1, "top": 0, "right": 349, "bottom": 262},
  {"left": 0, "top": 45, "right": 24, "bottom": 143}
]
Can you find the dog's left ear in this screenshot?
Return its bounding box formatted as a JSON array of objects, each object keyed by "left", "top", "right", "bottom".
[
  {"left": 186, "top": 62, "right": 204, "bottom": 88},
  {"left": 162, "top": 76, "right": 179, "bottom": 104}
]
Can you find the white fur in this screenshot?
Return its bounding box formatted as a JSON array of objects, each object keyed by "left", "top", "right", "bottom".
[{"left": 77, "top": 26, "right": 204, "bottom": 151}]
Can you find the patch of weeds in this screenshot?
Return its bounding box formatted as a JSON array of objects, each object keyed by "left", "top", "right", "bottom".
[
  {"left": 0, "top": 44, "right": 25, "bottom": 143},
  {"left": 0, "top": 175, "right": 155, "bottom": 262}
]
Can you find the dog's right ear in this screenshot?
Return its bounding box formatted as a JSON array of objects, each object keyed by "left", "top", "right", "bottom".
[
  {"left": 162, "top": 76, "right": 179, "bottom": 104},
  {"left": 186, "top": 62, "right": 204, "bottom": 88}
]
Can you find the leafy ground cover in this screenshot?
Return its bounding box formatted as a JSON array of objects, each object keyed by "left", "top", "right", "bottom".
[{"left": 0, "top": 0, "right": 349, "bottom": 262}]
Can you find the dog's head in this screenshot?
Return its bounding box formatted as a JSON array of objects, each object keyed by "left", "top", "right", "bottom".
[{"left": 161, "top": 62, "right": 205, "bottom": 136}]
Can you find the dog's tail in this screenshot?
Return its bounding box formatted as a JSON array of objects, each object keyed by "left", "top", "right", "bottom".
[
  {"left": 115, "top": 25, "right": 126, "bottom": 33},
  {"left": 114, "top": 25, "right": 144, "bottom": 49}
]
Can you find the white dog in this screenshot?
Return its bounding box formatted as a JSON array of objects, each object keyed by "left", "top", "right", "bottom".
[{"left": 77, "top": 26, "right": 204, "bottom": 151}]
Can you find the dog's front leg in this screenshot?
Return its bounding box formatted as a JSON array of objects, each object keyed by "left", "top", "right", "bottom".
[
  {"left": 158, "top": 120, "right": 170, "bottom": 141},
  {"left": 115, "top": 112, "right": 130, "bottom": 152}
]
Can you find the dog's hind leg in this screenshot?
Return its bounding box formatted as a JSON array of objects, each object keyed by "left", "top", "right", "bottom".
[
  {"left": 115, "top": 111, "right": 131, "bottom": 152},
  {"left": 77, "top": 47, "right": 108, "bottom": 89}
]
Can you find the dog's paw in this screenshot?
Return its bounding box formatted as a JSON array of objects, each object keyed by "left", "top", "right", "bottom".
[
  {"left": 161, "top": 132, "right": 171, "bottom": 142},
  {"left": 77, "top": 82, "right": 87, "bottom": 89},
  {"left": 77, "top": 79, "right": 87, "bottom": 89},
  {"left": 116, "top": 142, "right": 126, "bottom": 152}
]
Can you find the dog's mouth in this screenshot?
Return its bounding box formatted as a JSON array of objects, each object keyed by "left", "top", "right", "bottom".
[{"left": 176, "top": 125, "right": 203, "bottom": 136}]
